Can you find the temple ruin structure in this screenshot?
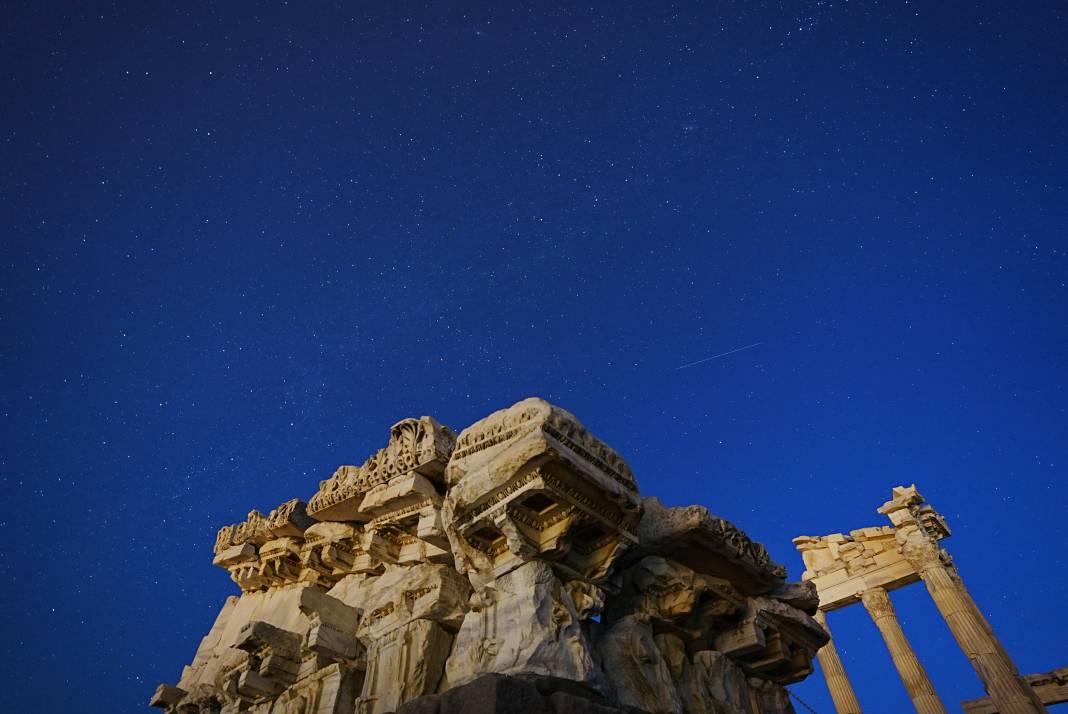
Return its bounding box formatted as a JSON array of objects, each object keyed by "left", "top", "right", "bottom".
[
  {"left": 794, "top": 485, "right": 1064, "bottom": 714},
  {"left": 152, "top": 398, "right": 829, "bottom": 714}
]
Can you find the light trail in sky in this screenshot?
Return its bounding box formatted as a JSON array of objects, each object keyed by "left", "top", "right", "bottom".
[{"left": 675, "top": 342, "right": 763, "bottom": 370}]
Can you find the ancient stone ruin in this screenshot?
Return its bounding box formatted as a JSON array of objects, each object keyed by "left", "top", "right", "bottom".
[
  {"left": 152, "top": 398, "right": 828, "bottom": 714},
  {"left": 795, "top": 485, "right": 1062, "bottom": 714}
]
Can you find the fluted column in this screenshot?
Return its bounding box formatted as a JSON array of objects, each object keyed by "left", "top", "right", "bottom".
[
  {"left": 878, "top": 487, "right": 1046, "bottom": 714},
  {"left": 814, "top": 610, "right": 863, "bottom": 714},
  {"left": 915, "top": 559, "right": 1046, "bottom": 714},
  {"left": 952, "top": 564, "right": 1020, "bottom": 670},
  {"left": 860, "top": 588, "right": 945, "bottom": 714}
]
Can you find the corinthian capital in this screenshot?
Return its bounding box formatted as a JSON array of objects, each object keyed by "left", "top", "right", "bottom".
[
  {"left": 897, "top": 524, "right": 943, "bottom": 570},
  {"left": 860, "top": 587, "right": 895, "bottom": 620}
]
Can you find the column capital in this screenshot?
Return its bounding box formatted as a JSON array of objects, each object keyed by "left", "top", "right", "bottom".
[
  {"left": 860, "top": 585, "right": 947, "bottom": 714},
  {"left": 860, "top": 587, "right": 895, "bottom": 620},
  {"left": 896, "top": 524, "right": 945, "bottom": 571}
]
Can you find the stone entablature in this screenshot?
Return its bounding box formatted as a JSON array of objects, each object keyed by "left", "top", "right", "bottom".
[
  {"left": 307, "top": 416, "right": 456, "bottom": 522},
  {"left": 793, "top": 525, "right": 922, "bottom": 611},
  {"left": 153, "top": 398, "right": 827, "bottom": 714}
]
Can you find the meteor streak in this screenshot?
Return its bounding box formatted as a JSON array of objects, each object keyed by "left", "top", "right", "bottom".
[{"left": 676, "top": 342, "right": 763, "bottom": 370}]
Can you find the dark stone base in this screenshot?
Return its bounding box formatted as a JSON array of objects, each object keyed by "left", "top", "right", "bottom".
[{"left": 396, "top": 674, "right": 652, "bottom": 714}]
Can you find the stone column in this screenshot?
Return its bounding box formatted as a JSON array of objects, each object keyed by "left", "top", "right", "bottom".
[
  {"left": 814, "top": 610, "right": 863, "bottom": 714},
  {"left": 860, "top": 588, "right": 946, "bottom": 714},
  {"left": 914, "top": 558, "right": 1046, "bottom": 714},
  {"left": 952, "top": 564, "right": 1019, "bottom": 670},
  {"left": 878, "top": 488, "right": 1046, "bottom": 714}
]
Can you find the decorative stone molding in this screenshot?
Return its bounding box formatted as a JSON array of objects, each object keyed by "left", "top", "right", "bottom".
[{"left": 308, "top": 416, "right": 456, "bottom": 522}]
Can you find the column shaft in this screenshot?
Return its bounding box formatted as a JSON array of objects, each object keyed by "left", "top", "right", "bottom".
[
  {"left": 814, "top": 610, "right": 863, "bottom": 714},
  {"left": 919, "top": 564, "right": 1046, "bottom": 714},
  {"left": 860, "top": 588, "right": 946, "bottom": 714}
]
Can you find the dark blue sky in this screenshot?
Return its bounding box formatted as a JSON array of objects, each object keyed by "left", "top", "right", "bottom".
[{"left": 3, "top": 2, "right": 1066, "bottom": 712}]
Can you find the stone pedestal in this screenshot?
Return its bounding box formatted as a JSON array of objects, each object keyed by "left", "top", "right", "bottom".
[
  {"left": 859, "top": 588, "right": 945, "bottom": 714},
  {"left": 814, "top": 610, "right": 863, "bottom": 714}
]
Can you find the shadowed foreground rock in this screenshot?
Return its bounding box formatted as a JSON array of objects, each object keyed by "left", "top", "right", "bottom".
[{"left": 152, "top": 398, "right": 827, "bottom": 713}]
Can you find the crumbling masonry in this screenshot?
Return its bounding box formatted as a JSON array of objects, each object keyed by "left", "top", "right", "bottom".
[{"left": 152, "top": 398, "right": 828, "bottom": 714}]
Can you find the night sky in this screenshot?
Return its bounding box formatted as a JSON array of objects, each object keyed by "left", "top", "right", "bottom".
[{"left": 3, "top": 2, "right": 1066, "bottom": 712}]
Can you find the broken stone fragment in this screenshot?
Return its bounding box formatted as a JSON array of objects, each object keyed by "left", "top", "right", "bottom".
[
  {"left": 444, "top": 560, "right": 604, "bottom": 692},
  {"left": 598, "top": 614, "right": 681, "bottom": 714},
  {"left": 444, "top": 398, "right": 641, "bottom": 592},
  {"left": 149, "top": 683, "right": 186, "bottom": 709},
  {"left": 629, "top": 497, "right": 786, "bottom": 595},
  {"left": 767, "top": 581, "right": 820, "bottom": 615},
  {"left": 307, "top": 417, "right": 457, "bottom": 522},
  {"left": 300, "top": 521, "right": 363, "bottom": 585},
  {"left": 267, "top": 498, "right": 315, "bottom": 538}
]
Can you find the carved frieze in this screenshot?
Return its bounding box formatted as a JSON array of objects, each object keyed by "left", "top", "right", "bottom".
[
  {"left": 794, "top": 484, "right": 955, "bottom": 610},
  {"left": 307, "top": 417, "right": 456, "bottom": 522},
  {"left": 444, "top": 398, "right": 642, "bottom": 592},
  {"left": 630, "top": 497, "right": 787, "bottom": 595}
]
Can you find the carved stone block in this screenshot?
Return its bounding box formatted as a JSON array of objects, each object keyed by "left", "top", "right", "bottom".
[
  {"left": 308, "top": 417, "right": 456, "bottom": 522},
  {"left": 598, "top": 614, "right": 680, "bottom": 714},
  {"left": 359, "top": 618, "right": 454, "bottom": 714},
  {"left": 444, "top": 398, "right": 641, "bottom": 592},
  {"left": 444, "top": 560, "right": 603, "bottom": 692},
  {"left": 630, "top": 497, "right": 786, "bottom": 595}
]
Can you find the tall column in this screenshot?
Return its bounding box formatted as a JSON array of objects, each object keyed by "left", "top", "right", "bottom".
[
  {"left": 952, "top": 564, "right": 1019, "bottom": 670},
  {"left": 814, "top": 610, "right": 863, "bottom": 714},
  {"left": 915, "top": 558, "right": 1046, "bottom": 714},
  {"left": 879, "top": 487, "right": 1046, "bottom": 714},
  {"left": 860, "top": 588, "right": 945, "bottom": 714}
]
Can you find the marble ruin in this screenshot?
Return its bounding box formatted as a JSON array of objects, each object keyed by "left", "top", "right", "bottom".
[
  {"left": 153, "top": 398, "right": 829, "bottom": 714},
  {"left": 795, "top": 485, "right": 1063, "bottom": 714}
]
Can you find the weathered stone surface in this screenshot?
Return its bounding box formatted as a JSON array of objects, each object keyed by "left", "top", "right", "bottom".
[
  {"left": 359, "top": 618, "right": 453, "bottom": 714},
  {"left": 308, "top": 417, "right": 456, "bottom": 522},
  {"left": 963, "top": 666, "right": 1068, "bottom": 713},
  {"left": 300, "top": 521, "right": 365, "bottom": 586},
  {"left": 444, "top": 560, "right": 603, "bottom": 691},
  {"left": 174, "top": 584, "right": 318, "bottom": 696},
  {"left": 766, "top": 581, "right": 819, "bottom": 616},
  {"left": 150, "top": 684, "right": 186, "bottom": 708},
  {"left": 395, "top": 673, "right": 656, "bottom": 713},
  {"left": 547, "top": 690, "right": 634, "bottom": 714},
  {"left": 598, "top": 614, "right": 680, "bottom": 713},
  {"left": 680, "top": 650, "right": 753, "bottom": 714},
  {"left": 268, "top": 499, "right": 316, "bottom": 538},
  {"left": 443, "top": 398, "right": 642, "bottom": 590},
  {"left": 155, "top": 398, "right": 818, "bottom": 714},
  {"left": 630, "top": 497, "right": 786, "bottom": 595},
  {"left": 399, "top": 673, "right": 552, "bottom": 714},
  {"left": 330, "top": 563, "right": 470, "bottom": 714},
  {"left": 269, "top": 662, "right": 361, "bottom": 714}
]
